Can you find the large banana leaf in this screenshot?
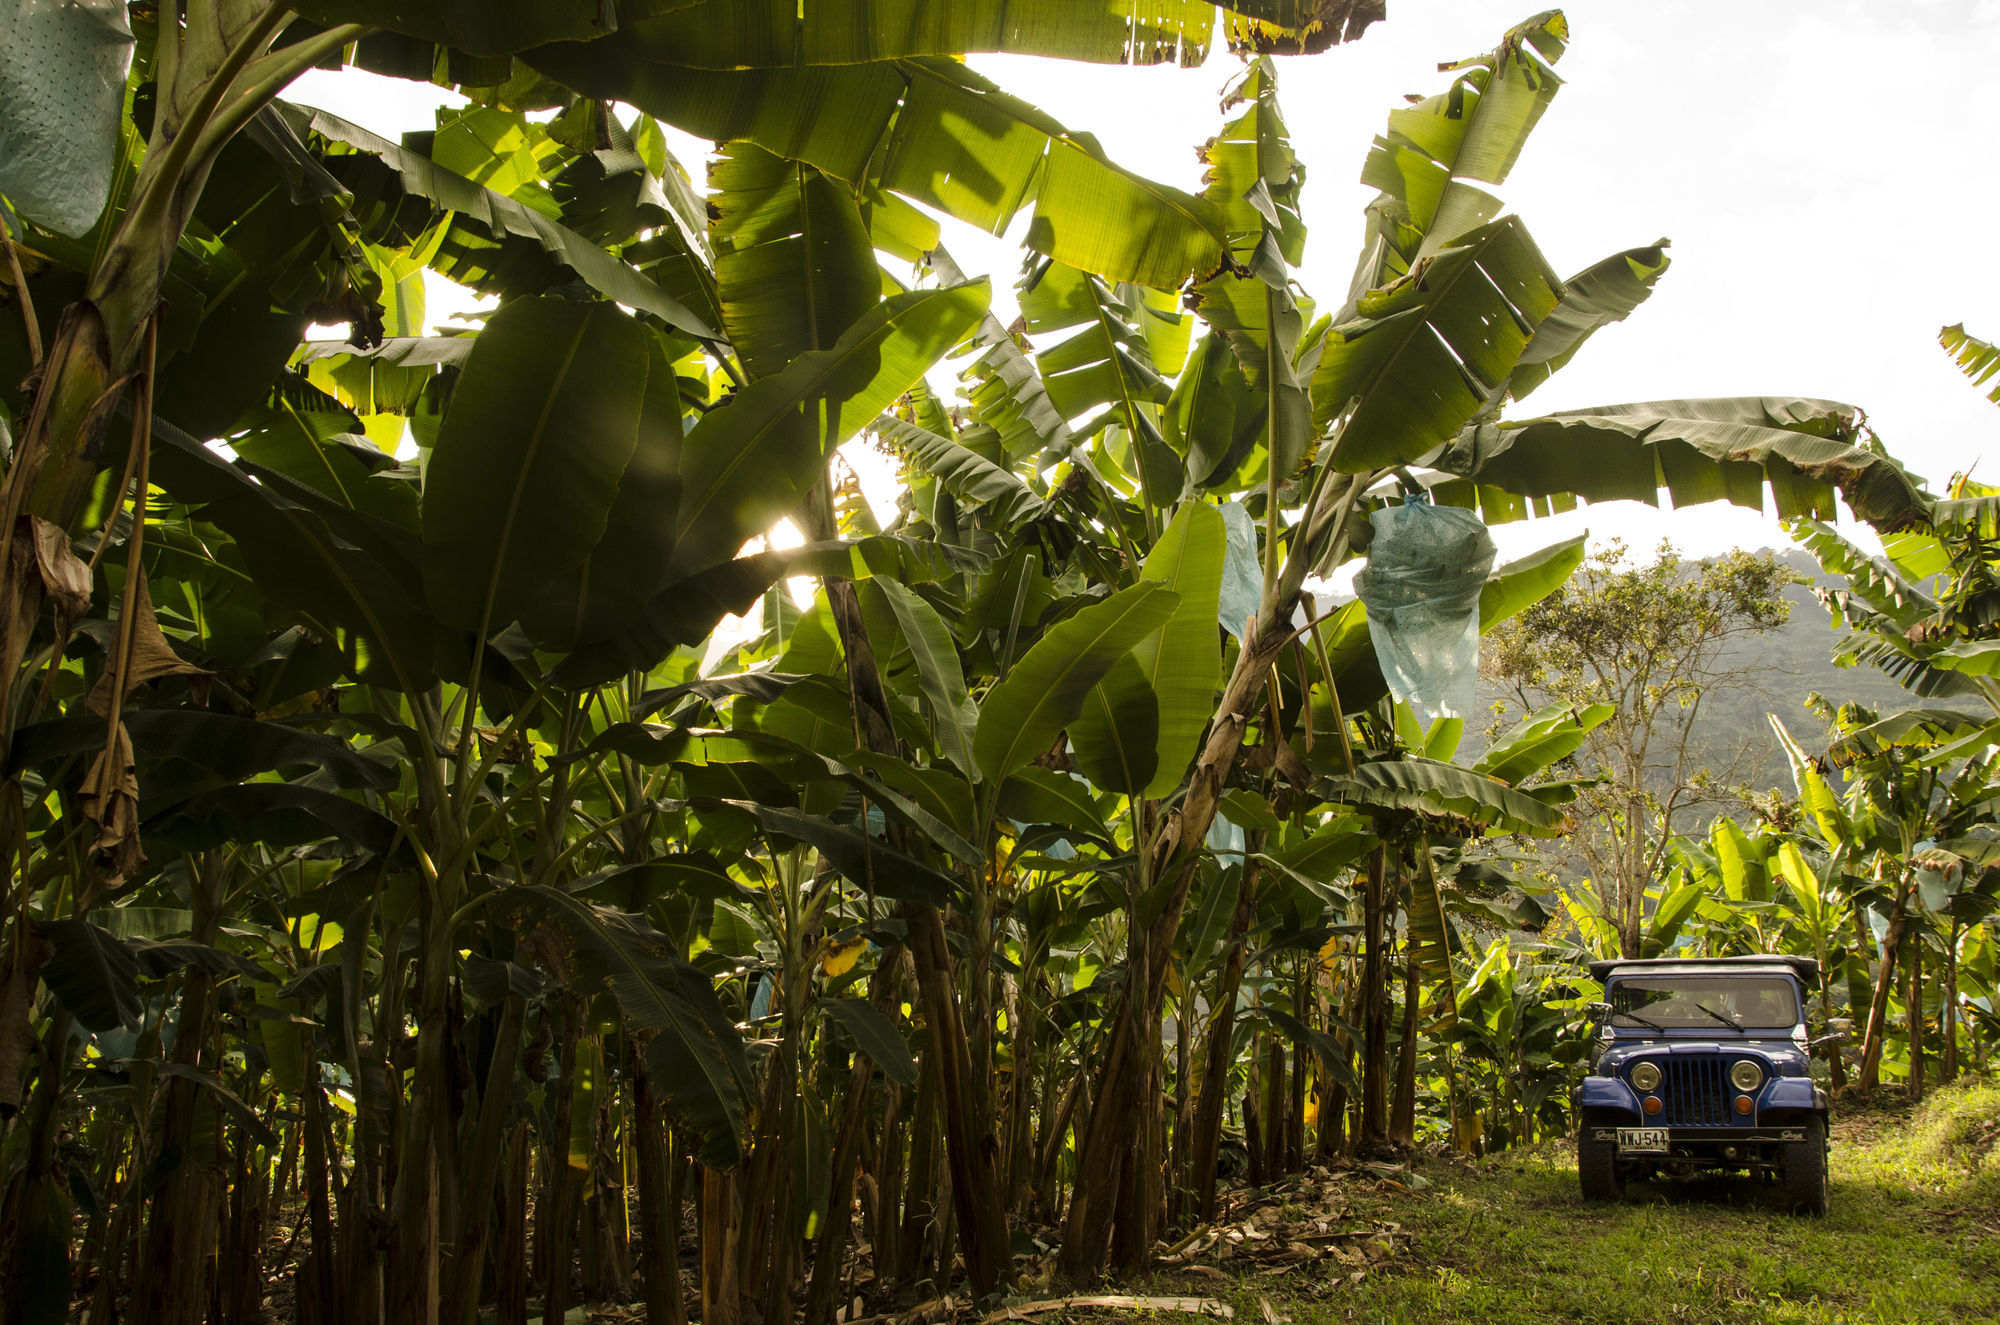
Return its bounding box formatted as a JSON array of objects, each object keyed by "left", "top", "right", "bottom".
[
  {"left": 141, "top": 417, "right": 440, "bottom": 691},
  {"left": 1130, "top": 502, "right": 1227, "bottom": 797},
  {"left": 296, "top": 1, "right": 620, "bottom": 56},
  {"left": 1019, "top": 263, "right": 1173, "bottom": 438},
  {"left": 525, "top": 53, "right": 1226, "bottom": 289},
  {"left": 818, "top": 997, "right": 918, "bottom": 1085},
  {"left": 974, "top": 580, "right": 1180, "bottom": 782},
  {"left": 38, "top": 920, "right": 143, "bottom": 1033},
  {"left": 1430, "top": 397, "right": 1928, "bottom": 534},
  {"left": 1068, "top": 654, "right": 1161, "bottom": 796},
  {"left": 281, "top": 101, "right": 717, "bottom": 338},
  {"left": 728, "top": 802, "right": 961, "bottom": 906},
  {"left": 1770, "top": 715, "right": 1852, "bottom": 851},
  {"left": 1941, "top": 322, "right": 2000, "bottom": 407},
  {"left": 1347, "top": 10, "right": 1568, "bottom": 297},
  {"left": 11, "top": 710, "right": 394, "bottom": 792},
  {"left": 1315, "top": 217, "right": 1564, "bottom": 470},
  {"left": 1477, "top": 531, "right": 1586, "bottom": 631},
  {"left": 670, "top": 281, "right": 989, "bottom": 581},
  {"left": 1403, "top": 845, "right": 1459, "bottom": 1031},
  {"left": 863, "top": 578, "right": 979, "bottom": 779},
  {"left": 1190, "top": 59, "right": 1312, "bottom": 481},
  {"left": 1501, "top": 241, "right": 1670, "bottom": 405},
  {"left": 931, "top": 245, "right": 1078, "bottom": 470},
  {"left": 1473, "top": 700, "right": 1613, "bottom": 785},
  {"left": 873, "top": 416, "right": 1043, "bottom": 527},
  {"left": 593, "top": 0, "right": 1216, "bottom": 67},
  {"left": 424, "top": 297, "right": 683, "bottom": 647},
  {"left": 709, "top": 142, "right": 879, "bottom": 380},
  {"left": 1786, "top": 518, "right": 1980, "bottom": 699}
]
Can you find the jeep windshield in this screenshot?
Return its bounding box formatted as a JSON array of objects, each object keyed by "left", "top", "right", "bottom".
[{"left": 1608, "top": 976, "right": 1799, "bottom": 1030}]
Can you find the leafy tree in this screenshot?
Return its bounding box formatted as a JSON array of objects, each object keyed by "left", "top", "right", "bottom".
[{"left": 1485, "top": 539, "right": 1793, "bottom": 956}]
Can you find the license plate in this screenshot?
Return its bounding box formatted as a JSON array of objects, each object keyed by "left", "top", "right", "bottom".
[{"left": 1617, "top": 1127, "right": 1669, "bottom": 1154}]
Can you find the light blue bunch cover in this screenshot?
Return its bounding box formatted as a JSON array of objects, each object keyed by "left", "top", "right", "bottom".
[{"left": 1353, "top": 501, "right": 1495, "bottom": 722}]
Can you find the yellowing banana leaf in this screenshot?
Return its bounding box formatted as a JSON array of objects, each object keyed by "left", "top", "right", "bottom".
[{"left": 1219, "top": 0, "right": 1384, "bottom": 54}]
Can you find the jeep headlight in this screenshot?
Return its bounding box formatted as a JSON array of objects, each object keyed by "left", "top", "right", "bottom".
[
  {"left": 1630, "top": 1061, "right": 1662, "bottom": 1093},
  {"left": 1730, "top": 1060, "right": 1762, "bottom": 1092}
]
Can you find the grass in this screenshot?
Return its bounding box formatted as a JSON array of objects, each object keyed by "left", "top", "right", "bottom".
[{"left": 1123, "top": 1078, "right": 2000, "bottom": 1325}]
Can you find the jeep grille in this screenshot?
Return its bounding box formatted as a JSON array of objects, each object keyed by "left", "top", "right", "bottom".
[{"left": 1661, "top": 1055, "right": 1732, "bottom": 1127}]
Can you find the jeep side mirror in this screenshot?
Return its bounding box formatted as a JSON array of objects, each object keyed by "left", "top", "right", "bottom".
[{"left": 1586, "top": 1001, "right": 1611, "bottom": 1020}]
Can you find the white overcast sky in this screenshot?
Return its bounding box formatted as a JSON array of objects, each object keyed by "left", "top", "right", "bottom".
[{"left": 290, "top": 0, "right": 2000, "bottom": 562}]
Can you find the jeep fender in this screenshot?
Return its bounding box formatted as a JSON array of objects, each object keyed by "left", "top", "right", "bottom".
[
  {"left": 1760, "top": 1077, "right": 1820, "bottom": 1113},
  {"left": 1577, "top": 1076, "right": 1642, "bottom": 1120}
]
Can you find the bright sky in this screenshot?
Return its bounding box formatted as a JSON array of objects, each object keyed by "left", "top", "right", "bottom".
[{"left": 288, "top": 0, "right": 2000, "bottom": 563}]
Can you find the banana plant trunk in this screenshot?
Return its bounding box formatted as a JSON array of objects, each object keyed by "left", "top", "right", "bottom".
[
  {"left": 1189, "top": 849, "right": 1263, "bottom": 1220},
  {"left": 1359, "top": 846, "right": 1391, "bottom": 1151},
  {"left": 1060, "top": 611, "right": 1294, "bottom": 1276},
  {"left": 1859, "top": 882, "right": 1910, "bottom": 1090},
  {"left": 799, "top": 500, "right": 1013, "bottom": 1297}
]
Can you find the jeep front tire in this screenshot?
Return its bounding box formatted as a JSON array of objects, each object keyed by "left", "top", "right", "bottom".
[
  {"left": 1781, "top": 1116, "right": 1828, "bottom": 1216},
  {"left": 1577, "top": 1130, "right": 1625, "bottom": 1202}
]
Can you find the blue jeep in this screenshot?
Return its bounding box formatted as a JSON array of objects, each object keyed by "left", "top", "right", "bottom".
[{"left": 1573, "top": 955, "right": 1834, "bottom": 1214}]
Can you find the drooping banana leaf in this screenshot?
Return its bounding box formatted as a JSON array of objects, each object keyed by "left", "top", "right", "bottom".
[
  {"left": 1324, "top": 757, "right": 1565, "bottom": 834},
  {"left": 1429, "top": 397, "right": 1928, "bottom": 534},
  {"left": 584, "top": 0, "right": 1218, "bottom": 67},
  {"left": 514, "top": 885, "right": 754, "bottom": 1169},
  {"left": 294, "top": 1, "right": 622, "bottom": 57}
]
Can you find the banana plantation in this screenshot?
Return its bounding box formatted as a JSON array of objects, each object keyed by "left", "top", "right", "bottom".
[{"left": 0, "top": 4, "right": 1992, "bottom": 1325}]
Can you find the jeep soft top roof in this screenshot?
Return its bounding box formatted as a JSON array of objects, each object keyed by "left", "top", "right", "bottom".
[{"left": 1587, "top": 954, "right": 1818, "bottom": 985}]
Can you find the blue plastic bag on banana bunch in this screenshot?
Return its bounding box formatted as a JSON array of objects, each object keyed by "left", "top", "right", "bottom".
[
  {"left": 0, "top": 0, "right": 134, "bottom": 237},
  {"left": 1353, "top": 500, "right": 1495, "bottom": 722}
]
